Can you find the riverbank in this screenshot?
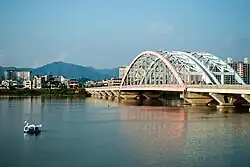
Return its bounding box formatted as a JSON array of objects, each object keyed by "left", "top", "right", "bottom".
[{"left": 0, "top": 88, "right": 91, "bottom": 97}]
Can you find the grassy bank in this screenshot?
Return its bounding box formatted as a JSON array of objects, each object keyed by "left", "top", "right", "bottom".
[{"left": 0, "top": 88, "right": 91, "bottom": 97}]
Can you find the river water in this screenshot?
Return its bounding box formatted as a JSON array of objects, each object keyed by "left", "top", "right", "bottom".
[{"left": 0, "top": 96, "right": 250, "bottom": 167}]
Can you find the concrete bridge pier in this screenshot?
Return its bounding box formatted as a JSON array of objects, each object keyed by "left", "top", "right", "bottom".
[
  {"left": 105, "top": 90, "right": 115, "bottom": 99},
  {"left": 95, "top": 91, "right": 103, "bottom": 99},
  {"left": 142, "top": 91, "right": 163, "bottom": 100},
  {"left": 90, "top": 91, "right": 98, "bottom": 97},
  {"left": 120, "top": 91, "right": 141, "bottom": 100},
  {"left": 241, "top": 94, "right": 250, "bottom": 103},
  {"left": 209, "top": 93, "right": 237, "bottom": 108},
  {"left": 100, "top": 91, "right": 109, "bottom": 99},
  {"left": 92, "top": 92, "right": 98, "bottom": 97},
  {"left": 111, "top": 90, "right": 121, "bottom": 99},
  {"left": 182, "top": 92, "right": 213, "bottom": 106},
  {"left": 89, "top": 91, "right": 96, "bottom": 97},
  {"left": 241, "top": 94, "right": 250, "bottom": 112}
]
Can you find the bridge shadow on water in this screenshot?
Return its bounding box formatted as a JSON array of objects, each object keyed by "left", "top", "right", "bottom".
[
  {"left": 102, "top": 97, "right": 250, "bottom": 114},
  {"left": 118, "top": 99, "right": 182, "bottom": 107}
]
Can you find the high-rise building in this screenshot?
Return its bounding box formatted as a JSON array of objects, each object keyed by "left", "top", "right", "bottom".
[
  {"left": 227, "top": 57, "right": 233, "bottom": 63},
  {"left": 4, "top": 69, "right": 31, "bottom": 81},
  {"left": 226, "top": 58, "right": 250, "bottom": 84},
  {"left": 244, "top": 57, "right": 248, "bottom": 63},
  {"left": 119, "top": 66, "right": 128, "bottom": 79}
]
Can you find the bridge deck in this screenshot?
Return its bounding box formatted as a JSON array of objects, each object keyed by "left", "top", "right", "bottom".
[
  {"left": 86, "top": 84, "right": 250, "bottom": 95},
  {"left": 86, "top": 84, "right": 185, "bottom": 92},
  {"left": 186, "top": 85, "right": 250, "bottom": 94}
]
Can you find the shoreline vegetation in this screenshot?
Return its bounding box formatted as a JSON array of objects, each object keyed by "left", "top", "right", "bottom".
[
  {"left": 0, "top": 88, "right": 181, "bottom": 99},
  {"left": 0, "top": 88, "right": 91, "bottom": 97}
]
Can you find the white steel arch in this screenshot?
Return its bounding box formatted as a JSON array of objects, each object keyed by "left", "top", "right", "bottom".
[
  {"left": 169, "top": 51, "right": 220, "bottom": 84},
  {"left": 120, "top": 51, "right": 184, "bottom": 88},
  {"left": 120, "top": 50, "right": 245, "bottom": 87},
  {"left": 191, "top": 52, "right": 245, "bottom": 84},
  {"left": 163, "top": 51, "right": 219, "bottom": 85}
]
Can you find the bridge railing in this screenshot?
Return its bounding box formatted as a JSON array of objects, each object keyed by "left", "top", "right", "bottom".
[
  {"left": 85, "top": 86, "right": 119, "bottom": 90},
  {"left": 86, "top": 84, "right": 186, "bottom": 90},
  {"left": 186, "top": 84, "right": 250, "bottom": 89},
  {"left": 121, "top": 84, "right": 185, "bottom": 88},
  {"left": 86, "top": 84, "right": 250, "bottom": 91}
]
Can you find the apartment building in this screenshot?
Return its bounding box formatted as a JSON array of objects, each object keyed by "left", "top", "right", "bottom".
[
  {"left": 226, "top": 57, "right": 250, "bottom": 84},
  {"left": 119, "top": 66, "right": 128, "bottom": 79},
  {"left": 4, "top": 69, "right": 31, "bottom": 81}
]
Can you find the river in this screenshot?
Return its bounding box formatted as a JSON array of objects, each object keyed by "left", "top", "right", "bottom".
[{"left": 0, "top": 96, "right": 250, "bottom": 167}]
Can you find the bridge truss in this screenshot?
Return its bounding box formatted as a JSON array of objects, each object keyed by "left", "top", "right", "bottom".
[{"left": 121, "top": 51, "right": 245, "bottom": 87}]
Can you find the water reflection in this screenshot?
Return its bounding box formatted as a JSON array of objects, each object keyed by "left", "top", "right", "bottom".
[
  {"left": 116, "top": 102, "right": 250, "bottom": 166},
  {"left": 1, "top": 97, "right": 250, "bottom": 167},
  {"left": 118, "top": 106, "right": 186, "bottom": 162},
  {"left": 85, "top": 97, "right": 185, "bottom": 107},
  {"left": 23, "top": 133, "right": 44, "bottom": 141}
]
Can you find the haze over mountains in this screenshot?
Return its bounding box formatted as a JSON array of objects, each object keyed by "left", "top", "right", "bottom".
[{"left": 0, "top": 61, "right": 119, "bottom": 80}]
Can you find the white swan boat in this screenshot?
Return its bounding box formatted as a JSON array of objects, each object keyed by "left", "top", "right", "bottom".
[{"left": 24, "top": 121, "right": 42, "bottom": 134}]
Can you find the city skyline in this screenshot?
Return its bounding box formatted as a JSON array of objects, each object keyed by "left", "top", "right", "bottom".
[
  {"left": 0, "top": 0, "right": 250, "bottom": 68},
  {"left": 1, "top": 54, "right": 249, "bottom": 69}
]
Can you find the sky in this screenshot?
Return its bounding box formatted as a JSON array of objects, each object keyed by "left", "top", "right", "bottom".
[{"left": 0, "top": 0, "right": 250, "bottom": 68}]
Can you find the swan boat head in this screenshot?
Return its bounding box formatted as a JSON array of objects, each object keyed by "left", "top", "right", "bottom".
[{"left": 23, "top": 121, "right": 42, "bottom": 133}]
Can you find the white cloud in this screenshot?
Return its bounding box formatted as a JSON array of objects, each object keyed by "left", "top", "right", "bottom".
[{"left": 148, "top": 22, "right": 174, "bottom": 36}]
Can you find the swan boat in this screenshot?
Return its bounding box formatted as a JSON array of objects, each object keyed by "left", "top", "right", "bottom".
[{"left": 24, "top": 121, "right": 42, "bottom": 134}]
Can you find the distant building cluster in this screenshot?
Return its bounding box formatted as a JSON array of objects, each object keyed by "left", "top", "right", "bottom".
[
  {"left": 86, "top": 59, "right": 250, "bottom": 87},
  {"left": 0, "top": 69, "right": 79, "bottom": 89},
  {"left": 2, "top": 57, "right": 250, "bottom": 90},
  {"left": 85, "top": 78, "right": 122, "bottom": 87},
  {"left": 4, "top": 69, "right": 31, "bottom": 81},
  {"left": 226, "top": 57, "right": 250, "bottom": 84},
  {"left": 85, "top": 66, "right": 128, "bottom": 87}
]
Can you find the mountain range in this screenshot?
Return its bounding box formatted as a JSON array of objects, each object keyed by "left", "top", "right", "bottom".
[{"left": 0, "top": 61, "right": 119, "bottom": 81}]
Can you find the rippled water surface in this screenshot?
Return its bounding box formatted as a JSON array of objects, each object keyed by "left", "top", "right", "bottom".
[{"left": 1, "top": 96, "right": 250, "bottom": 167}]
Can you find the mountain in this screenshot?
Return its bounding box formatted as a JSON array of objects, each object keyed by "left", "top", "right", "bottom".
[
  {"left": 0, "top": 61, "right": 119, "bottom": 80},
  {"left": 87, "top": 67, "right": 119, "bottom": 78},
  {"left": 32, "top": 61, "right": 118, "bottom": 80}
]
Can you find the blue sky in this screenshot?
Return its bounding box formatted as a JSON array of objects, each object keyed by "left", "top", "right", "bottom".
[{"left": 0, "top": 0, "right": 250, "bottom": 68}]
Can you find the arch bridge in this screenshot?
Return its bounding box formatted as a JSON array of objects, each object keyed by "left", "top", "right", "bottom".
[{"left": 86, "top": 51, "right": 250, "bottom": 107}]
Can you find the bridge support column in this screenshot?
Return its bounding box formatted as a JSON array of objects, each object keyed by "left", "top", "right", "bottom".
[
  {"left": 241, "top": 94, "right": 250, "bottom": 103},
  {"left": 95, "top": 92, "right": 101, "bottom": 97},
  {"left": 98, "top": 91, "right": 107, "bottom": 98},
  {"left": 100, "top": 91, "right": 108, "bottom": 99},
  {"left": 88, "top": 91, "right": 95, "bottom": 97},
  {"left": 120, "top": 91, "right": 140, "bottom": 100},
  {"left": 209, "top": 93, "right": 237, "bottom": 107},
  {"left": 142, "top": 91, "right": 162, "bottom": 100},
  {"left": 241, "top": 94, "right": 250, "bottom": 112},
  {"left": 105, "top": 90, "right": 115, "bottom": 99},
  {"left": 94, "top": 91, "right": 102, "bottom": 98},
  {"left": 92, "top": 92, "right": 98, "bottom": 97},
  {"left": 111, "top": 90, "right": 120, "bottom": 99},
  {"left": 182, "top": 92, "right": 213, "bottom": 106}
]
